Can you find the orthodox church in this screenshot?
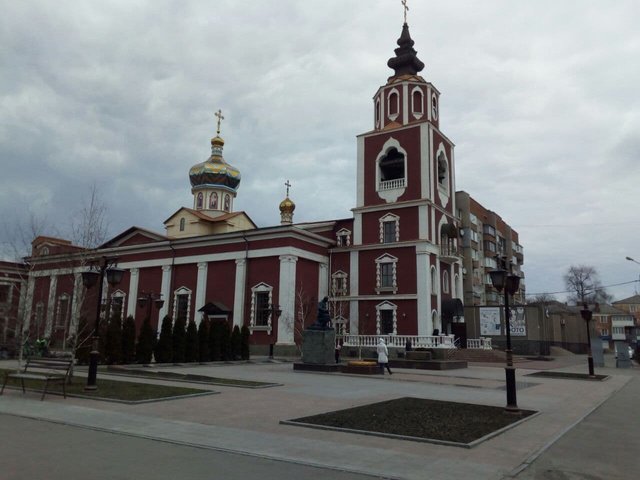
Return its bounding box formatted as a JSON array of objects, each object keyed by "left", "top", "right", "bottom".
[{"left": 22, "top": 20, "right": 465, "bottom": 354}]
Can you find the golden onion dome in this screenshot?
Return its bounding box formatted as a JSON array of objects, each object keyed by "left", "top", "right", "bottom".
[
  {"left": 189, "top": 134, "right": 241, "bottom": 191},
  {"left": 279, "top": 196, "right": 296, "bottom": 214}
]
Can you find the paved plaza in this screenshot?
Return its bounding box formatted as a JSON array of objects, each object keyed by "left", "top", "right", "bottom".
[{"left": 0, "top": 354, "right": 638, "bottom": 480}]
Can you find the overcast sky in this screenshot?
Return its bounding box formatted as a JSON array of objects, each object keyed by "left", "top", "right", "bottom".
[{"left": 2, "top": 0, "right": 639, "bottom": 302}]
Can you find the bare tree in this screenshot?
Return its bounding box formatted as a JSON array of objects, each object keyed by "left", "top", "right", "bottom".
[
  {"left": 564, "top": 265, "right": 612, "bottom": 305},
  {"left": 294, "top": 287, "right": 315, "bottom": 355},
  {"left": 527, "top": 293, "right": 557, "bottom": 304},
  {"left": 71, "top": 183, "right": 110, "bottom": 249}
]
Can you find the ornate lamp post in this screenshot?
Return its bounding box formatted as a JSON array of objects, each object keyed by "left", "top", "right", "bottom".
[
  {"left": 489, "top": 268, "right": 521, "bottom": 413},
  {"left": 137, "top": 292, "right": 165, "bottom": 321},
  {"left": 580, "top": 304, "right": 595, "bottom": 377},
  {"left": 81, "top": 258, "right": 124, "bottom": 390}
]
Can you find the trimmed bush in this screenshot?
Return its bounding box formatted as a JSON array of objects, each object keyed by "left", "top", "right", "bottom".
[
  {"left": 136, "top": 316, "right": 156, "bottom": 364},
  {"left": 172, "top": 317, "right": 187, "bottom": 363},
  {"left": 104, "top": 315, "right": 123, "bottom": 365},
  {"left": 155, "top": 315, "right": 174, "bottom": 363},
  {"left": 185, "top": 319, "right": 199, "bottom": 363},
  {"left": 209, "top": 320, "right": 222, "bottom": 361},
  {"left": 220, "top": 321, "right": 231, "bottom": 361},
  {"left": 198, "top": 317, "right": 210, "bottom": 362},
  {"left": 121, "top": 315, "right": 136, "bottom": 364},
  {"left": 231, "top": 325, "right": 241, "bottom": 360},
  {"left": 240, "top": 325, "right": 250, "bottom": 360}
]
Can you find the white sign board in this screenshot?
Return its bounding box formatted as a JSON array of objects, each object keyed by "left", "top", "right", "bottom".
[
  {"left": 509, "top": 306, "right": 527, "bottom": 336},
  {"left": 480, "top": 307, "right": 501, "bottom": 336}
]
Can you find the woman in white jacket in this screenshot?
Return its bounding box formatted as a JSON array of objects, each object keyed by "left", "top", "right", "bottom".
[{"left": 376, "top": 338, "right": 392, "bottom": 375}]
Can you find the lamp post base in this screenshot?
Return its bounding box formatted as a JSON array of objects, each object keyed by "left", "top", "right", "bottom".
[
  {"left": 504, "top": 364, "right": 520, "bottom": 414},
  {"left": 587, "top": 355, "right": 595, "bottom": 377},
  {"left": 85, "top": 340, "right": 100, "bottom": 391}
]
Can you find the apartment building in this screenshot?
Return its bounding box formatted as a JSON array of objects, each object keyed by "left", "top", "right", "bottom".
[{"left": 456, "top": 191, "right": 525, "bottom": 307}]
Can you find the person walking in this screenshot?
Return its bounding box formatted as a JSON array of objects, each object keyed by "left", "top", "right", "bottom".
[{"left": 376, "top": 338, "right": 392, "bottom": 375}]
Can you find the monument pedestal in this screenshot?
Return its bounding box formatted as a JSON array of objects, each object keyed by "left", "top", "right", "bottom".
[{"left": 293, "top": 328, "right": 340, "bottom": 372}]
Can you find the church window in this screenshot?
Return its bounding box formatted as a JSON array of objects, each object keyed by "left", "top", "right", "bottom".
[
  {"left": 387, "top": 89, "right": 400, "bottom": 120},
  {"left": 333, "top": 316, "right": 348, "bottom": 335},
  {"left": 56, "top": 294, "right": 70, "bottom": 328},
  {"left": 250, "top": 283, "right": 273, "bottom": 332},
  {"left": 35, "top": 302, "right": 44, "bottom": 335},
  {"left": 40, "top": 247, "right": 49, "bottom": 256},
  {"left": 431, "top": 94, "right": 438, "bottom": 120},
  {"left": 196, "top": 192, "right": 203, "bottom": 209},
  {"left": 110, "top": 290, "right": 126, "bottom": 322},
  {"left": 375, "top": 98, "right": 381, "bottom": 129},
  {"left": 443, "top": 271, "right": 450, "bottom": 294},
  {"left": 173, "top": 287, "right": 192, "bottom": 323},
  {"left": 375, "top": 254, "right": 398, "bottom": 294},
  {"left": 209, "top": 192, "right": 218, "bottom": 209},
  {"left": 331, "top": 271, "right": 348, "bottom": 296},
  {"left": 437, "top": 152, "right": 448, "bottom": 186},
  {"left": 375, "top": 301, "right": 397, "bottom": 335},
  {"left": 378, "top": 148, "right": 405, "bottom": 189},
  {"left": 336, "top": 229, "right": 351, "bottom": 247},
  {"left": 224, "top": 194, "right": 230, "bottom": 212},
  {"left": 431, "top": 266, "right": 438, "bottom": 294},
  {"left": 179, "top": 218, "right": 185, "bottom": 232},
  {"left": 379, "top": 213, "right": 399, "bottom": 243},
  {"left": 0, "top": 284, "right": 10, "bottom": 304},
  {"left": 412, "top": 87, "right": 424, "bottom": 118}
]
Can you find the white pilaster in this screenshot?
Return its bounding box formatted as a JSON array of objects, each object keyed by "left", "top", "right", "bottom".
[
  {"left": 416, "top": 247, "right": 430, "bottom": 336},
  {"left": 233, "top": 259, "right": 246, "bottom": 328},
  {"left": 44, "top": 275, "right": 58, "bottom": 338},
  {"left": 349, "top": 251, "right": 359, "bottom": 334},
  {"left": 22, "top": 276, "right": 35, "bottom": 333},
  {"left": 402, "top": 82, "right": 409, "bottom": 124},
  {"left": 126, "top": 268, "right": 139, "bottom": 318},
  {"left": 70, "top": 273, "right": 83, "bottom": 339},
  {"left": 356, "top": 136, "right": 365, "bottom": 208},
  {"left": 318, "top": 263, "right": 328, "bottom": 301},
  {"left": 353, "top": 212, "right": 363, "bottom": 246},
  {"left": 194, "top": 262, "right": 208, "bottom": 324},
  {"left": 159, "top": 265, "right": 172, "bottom": 320},
  {"left": 436, "top": 261, "right": 442, "bottom": 333},
  {"left": 420, "top": 123, "right": 430, "bottom": 200},
  {"left": 277, "top": 255, "right": 298, "bottom": 345},
  {"left": 419, "top": 204, "right": 428, "bottom": 239}
]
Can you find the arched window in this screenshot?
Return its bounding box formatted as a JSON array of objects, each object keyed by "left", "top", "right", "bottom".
[
  {"left": 179, "top": 218, "right": 185, "bottom": 231},
  {"left": 412, "top": 87, "right": 423, "bottom": 118},
  {"left": 430, "top": 266, "right": 438, "bottom": 294},
  {"left": 224, "top": 194, "right": 230, "bottom": 212},
  {"left": 375, "top": 98, "right": 381, "bottom": 129},
  {"left": 443, "top": 270, "right": 450, "bottom": 294},
  {"left": 432, "top": 94, "right": 438, "bottom": 120},
  {"left": 387, "top": 89, "right": 400, "bottom": 120},
  {"left": 209, "top": 192, "right": 218, "bottom": 209},
  {"left": 379, "top": 148, "right": 405, "bottom": 183},
  {"left": 438, "top": 152, "right": 448, "bottom": 187},
  {"left": 196, "top": 192, "right": 203, "bottom": 209}
]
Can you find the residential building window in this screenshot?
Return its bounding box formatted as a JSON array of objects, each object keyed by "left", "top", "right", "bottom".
[
  {"left": 379, "top": 214, "right": 400, "bottom": 243},
  {"left": 484, "top": 241, "right": 497, "bottom": 253},
  {"left": 483, "top": 224, "right": 496, "bottom": 237},
  {"left": 173, "top": 287, "right": 192, "bottom": 323},
  {"left": 375, "top": 254, "right": 398, "bottom": 294},
  {"left": 600, "top": 328, "right": 609, "bottom": 336},
  {"left": 331, "top": 271, "right": 348, "bottom": 296},
  {"left": 599, "top": 317, "right": 608, "bottom": 324},
  {"left": 250, "top": 283, "right": 273, "bottom": 332},
  {"left": 376, "top": 301, "right": 397, "bottom": 335}
]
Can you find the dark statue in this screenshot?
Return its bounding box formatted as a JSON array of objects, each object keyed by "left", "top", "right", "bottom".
[{"left": 309, "top": 296, "right": 332, "bottom": 330}]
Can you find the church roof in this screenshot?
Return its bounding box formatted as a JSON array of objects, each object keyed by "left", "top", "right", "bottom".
[
  {"left": 163, "top": 207, "right": 257, "bottom": 229},
  {"left": 100, "top": 226, "right": 168, "bottom": 248},
  {"left": 387, "top": 23, "right": 424, "bottom": 77}
]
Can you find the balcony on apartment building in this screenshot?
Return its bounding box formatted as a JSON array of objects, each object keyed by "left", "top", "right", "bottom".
[
  {"left": 439, "top": 243, "right": 461, "bottom": 263},
  {"left": 611, "top": 315, "right": 635, "bottom": 340}
]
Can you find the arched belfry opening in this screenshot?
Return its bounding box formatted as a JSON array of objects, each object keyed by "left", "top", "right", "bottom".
[{"left": 379, "top": 147, "right": 405, "bottom": 182}]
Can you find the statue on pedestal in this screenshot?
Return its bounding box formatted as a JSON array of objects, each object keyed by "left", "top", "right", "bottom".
[{"left": 308, "top": 296, "right": 332, "bottom": 330}]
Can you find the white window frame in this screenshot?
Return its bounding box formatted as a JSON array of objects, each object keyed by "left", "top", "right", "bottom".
[
  {"left": 109, "top": 290, "right": 126, "bottom": 322},
  {"left": 334, "top": 315, "right": 349, "bottom": 335},
  {"left": 376, "top": 301, "right": 397, "bottom": 335},
  {"left": 331, "top": 271, "right": 349, "bottom": 297},
  {"left": 173, "top": 286, "right": 192, "bottom": 323},
  {"left": 431, "top": 93, "right": 438, "bottom": 120},
  {"left": 336, "top": 228, "right": 352, "bottom": 247},
  {"left": 376, "top": 254, "right": 398, "bottom": 294},
  {"left": 55, "top": 293, "right": 71, "bottom": 328},
  {"left": 430, "top": 266, "right": 438, "bottom": 294},
  {"left": 387, "top": 88, "right": 400, "bottom": 121},
  {"left": 411, "top": 86, "right": 424, "bottom": 119},
  {"left": 250, "top": 282, "right": 273, "bottom": 333},
  {"left": 379, "top": 213, "right": 400, "bottom": 243},
  {"left": 443, "top": 270, "right": 450, "bottom": 294}
]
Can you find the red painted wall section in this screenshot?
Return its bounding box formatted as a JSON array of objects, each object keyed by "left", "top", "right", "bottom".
[
  {"left": 245, "top": 256, "right": 280, "bottom": 344},
  {"left": 360, "top": 206, "right": 420, "bottom": 245},
  {"left": 172, "top": 263, "right": 198, "bottom": 323},
  {"left": 135, "top": 266, "right": 163, "bottom": 331},
  {"left": 431, "top": 130, "right": 454, "bottom": 212},
  {"left": 205, "top": 260, "right": 236, "bottom": 312},
  {"left": 357, "top": 246, "right": 417, "bottom": 296},
  {"left": 330, "top": 252, "right": 350, "bottom": 278},
  {"left": 294, "top": 258, "right": 320, "bottom": 344}
]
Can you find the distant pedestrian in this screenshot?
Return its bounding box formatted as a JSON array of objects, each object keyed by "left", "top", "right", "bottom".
[{"left": 376, "top": 338, "right": 392, "bottom": 375}]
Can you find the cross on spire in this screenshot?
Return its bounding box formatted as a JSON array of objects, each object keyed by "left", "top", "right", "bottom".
[
  {"left": 215, "top": 109, "right": 224, "bottom": 135},
  {"left": 285, "top": 179, "right": 291, "bottom": 197},
  {"left": 401, "top": 0, "right": 409, "bottom": 24}
]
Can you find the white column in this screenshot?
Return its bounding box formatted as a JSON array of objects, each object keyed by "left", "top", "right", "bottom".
[
  {"left": 418, "top": 204, "right": 428, "bottom": 239},
  {"left": 158, "top": 265, "right": 172, "bottom": 320},
  {"left": 194, "top": 262, "right": 208, "bottom": 325},
  {"left": 233, "top": 259, "right": 247, "bottom": 328},
  {"left": 126, "top": 268, "right": 139, "bottom": 318},
  {"left": 356, "top": 136, "right": 365, "bottom": 207},
  {"left": 436, "top": 261, "right": 442, "bottom": 332},
  {"left": 277, "top": 255, "right": 298, "bottom": 345},
  {"left": 416, "top": 247, "right": 430, "bottom": 336},
  {"left": 44, "top": 275, "right": 58, "bottom": 338},
  {"left": 22, "top": 276, "right": 35, "bottom": 334},
  {"left": 402, "top": 82, "right": 409, "bottom": 124},
  {"left": 349, "top": 251, "right": 359, "bottom": 334},
  {"left": 69, "top": 272, "right": 83, "bottom": 339},
  {"left": 318, "top": 263, "right": 328, "bottom": 301}
]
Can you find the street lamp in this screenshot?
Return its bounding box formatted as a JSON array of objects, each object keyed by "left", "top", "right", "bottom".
[
  {"left": 489, "top": 268, "right": 521, "bottom": 413},
  {"left": 82, "top": 258, "right": 124, "bottom": 390},
  {"left": 137, "top": 292, "right": 165, "bottom": 321},
  {"left": 580, "top": 304, "right": 596, "bottom": 377}
]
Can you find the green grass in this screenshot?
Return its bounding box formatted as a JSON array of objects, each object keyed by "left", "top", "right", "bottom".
[
  {"left": 1, "top": 368, "right": 212, "bottom": 402},
  {"left": 103, "top": 366, "right": 278, "bottom": 388}
]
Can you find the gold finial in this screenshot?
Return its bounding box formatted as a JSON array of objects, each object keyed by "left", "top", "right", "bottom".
[
  {"left": 215, "top": 109, "right": 225, "bottom": 135},
  {"left": 285, "top": 179, "right": 291, "bottom": 197},
  {"left": 401, "top": 0, "right": 409, "bottom": 23}
]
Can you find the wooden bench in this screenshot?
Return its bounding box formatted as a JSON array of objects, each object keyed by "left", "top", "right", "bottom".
[{"left": 1, "top": 357, "right": 73, "bottom": 400}]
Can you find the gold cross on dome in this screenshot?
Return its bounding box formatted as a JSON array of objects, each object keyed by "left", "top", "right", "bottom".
[
  {"left": 401, "top": 0, "right": 409, "bottom": 23},
  {"left": 215, "top": 109, "right": 224, "bottom": 135},
  {"left": 285, "top": 179, "right": 291, "bottom": 197}
]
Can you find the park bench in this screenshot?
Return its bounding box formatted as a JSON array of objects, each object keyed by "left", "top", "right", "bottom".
[{"left": 1, "top": 357, "right": 73, "bottom": 400}]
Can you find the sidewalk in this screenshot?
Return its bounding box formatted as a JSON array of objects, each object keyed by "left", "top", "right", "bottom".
[{"left": 0, "top": 355, "right": 637, "bottom": 480}]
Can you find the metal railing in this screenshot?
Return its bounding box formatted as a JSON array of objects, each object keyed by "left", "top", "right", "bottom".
[{"left": 339, "top": 334, "right": 456, "bottom": 349}]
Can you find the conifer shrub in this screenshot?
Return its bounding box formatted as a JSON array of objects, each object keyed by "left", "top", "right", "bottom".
[
  {"left": 185, "top": 319, "right": 199, "bottom": 363},
  {"left": 198, "top": 317, "right": 210, "bottom": 363},
  {"left": 136, "top": 316, "right": 155, "bottom": 364},
  {"left": 220, "top": 321, "right": 232, "bottom": 361},
  {"left": 121, "top": 315, "right": 137, "bottom": 364},
  {"left": 104, "top": 315, "right": 123, "bottom": 365},
  {"left": 209, "top": 320, "right": 222, "bottom": 361},
  {"left": 240, "top": 325, "right": 251, "bottom": 360},
  {"left": 155, "top": 315, "right": 174, "bottom": 363},
  {"left": 172, "top": 316, "right": 187, "bottom": 363},
  {"left": 231, "top": 325, "right": 241, "bottom": 360}
]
